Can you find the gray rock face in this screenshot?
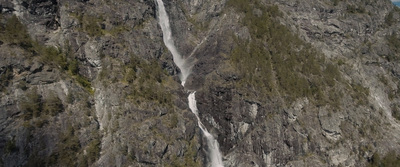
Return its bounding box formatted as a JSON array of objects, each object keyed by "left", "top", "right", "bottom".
[
  {"left": 1, "top": 0, "right": 400, "bottom": 166},
  {"left": 27, "top": 71, "right": 59, "bottom": 85},
  {"left": 318, "top": 107, "right": 342, "bottom": 141}
]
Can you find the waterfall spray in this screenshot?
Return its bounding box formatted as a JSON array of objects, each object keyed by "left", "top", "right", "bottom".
[
  {"left": 156, "top": 0, "right": 191, "bottom": 85},
  {"left": 156, "top": 0, "right": 224, "bottom": 166},
  {"left": 188, "top": 92, "right": 224, "bottom": 167}
]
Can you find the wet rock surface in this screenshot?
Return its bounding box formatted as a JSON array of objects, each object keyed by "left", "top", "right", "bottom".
[{"left": 1, "top": 0, "right": 400, "bottom": 166}]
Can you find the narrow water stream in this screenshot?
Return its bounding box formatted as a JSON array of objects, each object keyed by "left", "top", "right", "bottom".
[{"left": 156, "top": 0, "right": 224, "bottom": 166}]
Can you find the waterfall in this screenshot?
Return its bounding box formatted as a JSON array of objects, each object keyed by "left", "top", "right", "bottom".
[
  {"left": 188, "top": 92, "right": 224, "bottom": 167},
  {"left": 156, "top": 0, "right": 191, "bottom": 85},
  {"left": 156, "top": 0, "right": 224, "bottom": 166}
]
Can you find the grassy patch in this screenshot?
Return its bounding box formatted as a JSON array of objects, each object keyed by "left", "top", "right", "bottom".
[
  {"left": 20, "top": 88, "right": 42, "bottom": 120},
  {"left": 49, "top": 126, "right": 81, "bottom": 166},
  {"left": 387, "top": 33, "right": 400, "bottom": 61},
  {"left": 230, "top": 40, "right": 274, "bottom": 98},
  {"left": 0, "top": 15, "right": 32, "bottom": 48},
  {"left": 392, "top": 105, "right": 400, "bottom": 121},
  {"left": 332, "top": 0, "right": 342, "bottom": 6},
  {"left": 368, "top": 151, "right": 400, "bottom": 167},
  {"left": 166, "top": 138, "right": 201, "bottom": 167},
  {"left": 100, "top": 55, "right": 173, "bottom": 108},
  {"left": 20, "top": 88, "right": 64, "bottom": 121},
  {"left": 71, "top": 12, "right": 129, "bottom": 37},
  {"left": 227, "top": 0, "right": 342, "bottom": 105},
  {"left": 126, "top": 56, "right": 172, "bottom": 107},
  {"left": 0, "top": 14, "right": 94, "bottom": 94},
  {"left": 85, "top": 139, "right": 101, "bottom": 165},
  {"left": 350, "top": 83, "right": 369, "bottom": 105},
  {"left": 346, "top": 5, "right": 366, "bottom": 14},
  {"left": 385, "top": 11, "right": 395, "bottom": 26},
  {"left": 71, "top": 13, "right": 104, "bottom": 37},
  {"left": 42, "top": 92, "right": 64, "bottom": 116}
]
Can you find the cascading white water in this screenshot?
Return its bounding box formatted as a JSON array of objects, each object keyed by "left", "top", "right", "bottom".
[
  {"left": 156, "top": 0, "right": 191, "bottom": 85},
  {"left": 156, "top": 0, "right": 224, "bottom": 166},
  {"left": 188, "top": 92, "right": 224, "bottom": 167}
]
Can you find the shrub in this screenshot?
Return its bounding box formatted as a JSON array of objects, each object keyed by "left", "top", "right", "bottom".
[
  {"left": 20, "top": 88, "right": 42, "bottom": 120},
  {"left": 368, "top": 151, "right": 400, "bottom": 167},
  {"left": 71, "top": 12, "right": 104, "bottom": 37},
  {"left": 231, "top": 40, "right": 274, "bottom": 97},
  {"left": 83, "top": 15, "right": 104, "bottom": 37},
  {"left": 392, "top": 105, "right": 400, "bottom": 121},
  {"left": 37, "top": 45, "right": 68, "bottom": 69},
  {"left": 332, "top": 0, "right": 341, "bottom": 6},
  {"left": 227, "top": 0, "right": 342, "bottom": 105},
  {"left": 4, "top": 139, "right": 17, "bottom": 154},
  {"left": 76, "top": 75, "right": 93, "bottom": 94},
  {"left": 323, "top": 63, "right": 341, "bottom": 87},
  {"left": 21, "top": 88, "right": 65, "bottom": 119},
  {"left": 347, "top": 5, "right": 365, "bottom": 14},
  {"left": 86, "top": 139, "right": 100, "bottom": 164},
  {"left": 1, "top": 14, "right": 94, "bottom": 95},
  {"left": 387, "top": 33, "right": 400, "bottom": 60},
  {"left": 1, "top": 15, "right": 32, "bottom": 48},
  {"left": 123, "top": 55, "right": 172, "bottom": 107},
  {"left": 35, "top": 118, "right": 49, "bottom": 128},
  {"left": 351, "top": 83, "right": 369, "bottom": 105},
  {"left": 42, "top": 92, "right": 64, "bottom": 116},
  {"left": 17, "top": 80, "right": 28, "bottom": 90},
  {"left": 385, "top": 11, "right": 395, "bottom": 26},
  {"left": 0, "top": 66, "right": 13, "bottom": 92},
  {"left": 49, "top": 126, "right": 81, "bottom": 166}
]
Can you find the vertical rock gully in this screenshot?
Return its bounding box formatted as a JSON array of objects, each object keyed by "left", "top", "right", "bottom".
[{"left": 156, "top": 0, "right": 224, "bottom": 166}]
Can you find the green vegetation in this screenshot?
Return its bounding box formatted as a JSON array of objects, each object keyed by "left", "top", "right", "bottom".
[
  {"left": 350, "top": 83, "right": 369, "bottom": 105},
  {"left": 128, "top": 57, "right": 172, "bottom": 107},
  {"left": 17, "top": 80, "right": 28, "bottom": 91},
  {"left": 71, "top": 12, "right": 128, "bottom": 37},
  {"left": 387, "top": 33, "right": 400, "bottom": 62},
  {"left": 368, "top": 151, "right": 400, "bottom": 167},
  {"left": 85, "top": 139, "right": 101, "bottom": 165},
  {"left": 37, "top": 46, "right": 67, "bottom": 68},
  {"left": 0, "top": 14, "right": 98, "bottom": 167},
  {"left": 83, "top": 15, "right": 104, "bottom": 37},
  {"left": 166, "top": 138, "right": 201, "bottom": 167},
  {"left": 324, "top": 63, "right": 341, "bottom": 87},
  {"left": 4, "top": 138, "right": 17, "bottom": 154},
  {"left": 42, "top": 92, "right": 64, "bottom": 116},
  {"left": 100, "top": 55, "right": 173, "bottom": 108},
  {"left": 392, "top": 105, "right": 400, "bottom": 121},
  {"left": 20, "top": 88, "right": 42, "bottom": 120},
  {"left": 162, "top": 112, "right": 179, "bottom": 128},
  {"left": 0, "top": 15, "right": 63, "bottom": 63},
  {"left": 76, "top": 74, "right": 94, "bottom": 94},
  {"left": 0, "top": 15, "right": 32, "bottom": 48},
  {"left": 346, "top": 5, "right": 366, "bottom": 14},
  {"left": 230, "top": 40, "right": 274, "bottom": 97},
  {"left": 0, "top": 66, "right": 13, "bottom": 92},
  {"left": 71, "top": 13, "right": 104, "bottom": 37},
  {"left": 0, "top": 14, "right": 93, "bottom": 93},
  {"left": 332, "top": 0, "right": 342, "bottom": 6},
  {"left": 63, "top": 46, "right": 93, "bottom": 93},
  {"left": 20, "top": 88, "right": 64, "bottom": 120},
  {"left": 227, "top": 0, "right": 342, "bottom": 105},
  {"left": 378, "top": 74, "right": 388, "bottom": 86},
  {"left": 49, "top": 126, "right": 81, "bottom": 166},
  {"left": 385, "top": 11, "right": 395, "bottom": 26},
  {"left": 38, "top": 43, "right": 93, "bottom": 93}
]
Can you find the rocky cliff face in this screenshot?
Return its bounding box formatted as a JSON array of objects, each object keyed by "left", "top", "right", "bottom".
[{"left": 1, "top": 0, "right": 400, "bottom": 166}]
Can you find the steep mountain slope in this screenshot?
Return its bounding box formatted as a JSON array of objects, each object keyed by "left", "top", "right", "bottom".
[{"left": 0, "top": 0, "right": 400, "bottom": 166}]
